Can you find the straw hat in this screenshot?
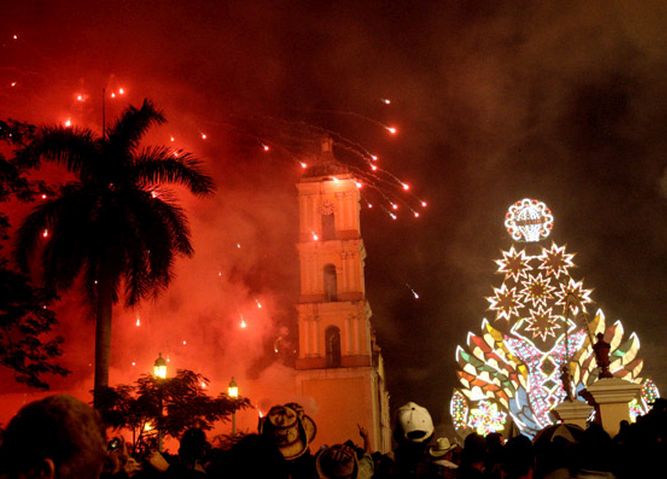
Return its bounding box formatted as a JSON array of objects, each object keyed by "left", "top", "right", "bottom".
[
  {"left": 316, "top": 444, "right": 359, "bottom": 479},
  {"left": 259, "top": 403, "right": 317, "bottom": 460},
  {"left": 429, "top": 437, "right": 455, "bottom": 457}
]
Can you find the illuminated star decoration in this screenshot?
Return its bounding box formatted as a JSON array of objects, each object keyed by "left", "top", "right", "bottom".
[
  {"left": 452, "top": 199, "right": 660, "bottom": 438},
  {"left": 487, "top": 283, "right": 523, "bottom": 322},
  {"left": 554, "top": 278, "right": 593, "bottom": 313},
  {"left": 495, "top": 246, "right": 532, "bottom": 282},
  {"left": 522, "top": 305, "right": 561, "bottom": 341},
  {"left": 468, "top": 401, "right": 507, "bottom": 436},
  {"left": 520, "top": 273, "right": 555, "bottom": 308},
  {"left": 538, "top": 243, "right": 575, "bottom": 279}
]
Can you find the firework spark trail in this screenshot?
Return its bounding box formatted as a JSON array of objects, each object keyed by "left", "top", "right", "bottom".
[
  {"left": 299, "top": 108, "right": 398, "bottom": 134},
  {"left": 205, "top": 112, "right": 427, "bottom": 217}
]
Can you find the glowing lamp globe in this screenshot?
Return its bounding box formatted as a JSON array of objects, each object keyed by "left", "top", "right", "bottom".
[
  {"left": 153, "top": 353, "right": 167, "bottom": 379},
  {"left": 228, "top": 377, "right": 239, "bottom": 398}
]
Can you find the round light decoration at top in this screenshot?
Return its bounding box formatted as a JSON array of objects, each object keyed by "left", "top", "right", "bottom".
[{"left": 504, "top": 199, "right": 554, "bottom": 242}]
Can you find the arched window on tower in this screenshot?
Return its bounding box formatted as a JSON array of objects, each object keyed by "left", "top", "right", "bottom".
[
  {"left": 323, "top": 264, "right": 337, "bottom": 301},
  {"left": 325, "top": 326, "right": 342, "bottom": 367},
  {"left": 322, "top": 212, "right": 336, "bottom": 240}
]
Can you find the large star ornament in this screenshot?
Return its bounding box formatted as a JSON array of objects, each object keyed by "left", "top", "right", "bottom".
[
  {"left": 495, "top": 246, "right": 532, "bottom": 282},
  {"left": 538, "top": 243, "right": 575, "bottom": 279}
]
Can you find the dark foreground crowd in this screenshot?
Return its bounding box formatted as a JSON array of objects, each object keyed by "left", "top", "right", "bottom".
[{"left": 1, "top": 395, "right": 666, "bottom": 479}]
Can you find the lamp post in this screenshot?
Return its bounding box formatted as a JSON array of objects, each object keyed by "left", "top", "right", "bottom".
[
  {"left": 228, "top": 377, "right": 239, "bottom": 435},
  {"left": 152, "top": 353, "right": 168, "bottom": 451},
  {"left": 153, "top": 353, "right": 167, "bottom": 379}
]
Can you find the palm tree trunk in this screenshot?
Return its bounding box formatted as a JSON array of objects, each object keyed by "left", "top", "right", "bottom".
[{"left": 93, "top": 277, "right": 113, "bottom": 408}]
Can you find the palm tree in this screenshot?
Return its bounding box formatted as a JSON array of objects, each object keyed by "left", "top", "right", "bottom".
[{"left": 14, "top": 100, "right": 215, "bottom": 405}]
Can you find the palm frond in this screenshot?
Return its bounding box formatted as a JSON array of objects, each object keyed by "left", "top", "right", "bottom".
[
  {"left": 41, "top": 188, "right": 96, "bottom": 291},
  {"left": 14, "top": 183, "right": 85, "bottom": 274},
  {"left": 118, "top": 193, "right": 173, "bottom": 305},
  {"left": 107, "top": 99, "right": 165, "bottom": 153},
  {"left": 16, "top": 126, "right": 98, "bottom": 176},
  {"left": 132, "top": 146, "right": 215, "bottom": 196},
  {"left": 149, "top": 196, "right": 193, "bottom": 256}
]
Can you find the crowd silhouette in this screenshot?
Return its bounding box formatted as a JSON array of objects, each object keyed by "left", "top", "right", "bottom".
[{"left": 1, "top": 395, "right": 665, "bottom": 479}]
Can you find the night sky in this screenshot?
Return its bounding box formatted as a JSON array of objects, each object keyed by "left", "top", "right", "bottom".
[{"left": 1, "top": 1, "right": 666, "bottom": 429}]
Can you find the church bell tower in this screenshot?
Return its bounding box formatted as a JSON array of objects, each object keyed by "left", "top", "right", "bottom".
[{"left": 295, "top": 137, "right": 391, "bottom": 452}]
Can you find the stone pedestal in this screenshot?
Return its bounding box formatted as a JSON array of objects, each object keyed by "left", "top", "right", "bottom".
[
  {"left": 551, "top": 400, "right": 594, "bottom": 429},
  {"left": 586, "top": 377, "right": 641, "bottom": 437}
]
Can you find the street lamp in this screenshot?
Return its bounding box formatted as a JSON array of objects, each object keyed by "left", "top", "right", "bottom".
[
  {"left": 152, "top": 353, "right": 167, "bottom": 452},
  {"left": 153, "top": 353, "right": 167, "bottom": 379},
  {"left": 228, "top": 377, "right": 239, "bottom": 435}
]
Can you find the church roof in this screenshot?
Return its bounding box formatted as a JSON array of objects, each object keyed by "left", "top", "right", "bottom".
[{"left": 301, "top": 136, "right": 350, "bottom": 179}]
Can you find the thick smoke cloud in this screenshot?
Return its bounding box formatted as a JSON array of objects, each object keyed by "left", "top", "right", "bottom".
[{"left": 0, "top": 1, "right": 665, "bottom": 429}]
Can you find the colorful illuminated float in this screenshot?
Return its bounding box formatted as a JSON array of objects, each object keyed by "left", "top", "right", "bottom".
[{"left": 450, "top": 199, "right": 659, "bottom": 437}]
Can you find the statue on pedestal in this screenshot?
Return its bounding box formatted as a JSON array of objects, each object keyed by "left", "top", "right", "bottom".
[{"left": 593, "top": 333, "right": 613, "bottom": 379}]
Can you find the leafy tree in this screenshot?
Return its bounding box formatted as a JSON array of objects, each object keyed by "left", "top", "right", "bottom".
[
  {"left": 96, "top": 369, "right": 249, "bottom": 452},
  {"left": 13, "top": 101, "right": 215, "bottom": 404},
  {"left": 0, "top": 120, "right": 67, "bottom": 389}
]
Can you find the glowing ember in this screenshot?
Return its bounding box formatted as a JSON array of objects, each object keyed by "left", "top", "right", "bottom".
[
  {"left": 42, "top": 229, "right": 49, "bottom": 238},
  {"left": 413, "top": 211, "right": 420, "bottom": 218},
  {"left": 182, "top": 340, "right": 187, "bottom": 345},
  {"left": 355, "top": 181, "right": 363, "bottom": 189},
  {"left": 10, "top": 82, "right": 17, "bottom": 87},
  {"left": 311, "top": 231, "right": 319, "bottom": 241},
  {"left": 420, "top": 200, "right": 428, "bottom": 207},
  {"left": 76, "top": 94, "right": 85, "bottom": 102},
  {"left": 401, "top": 182, "right": 410, "bottom": 191},
  {"left": 381, "top": 98, "right": 391, "bottom": 104},
  {"left": 262, "top": 144, "right": 270, "bottom": 151},
  {"left": 406, "top": 283, "right": 420, "bottom": 299},
  {"left": 236, "top": 243, "right": 241, "bottom": 249},
  {"left": 170, "top": 135, "right": 175, "bottom": 142},
  {"left": 12, "top": 34, "right": 18, "bottom": 40},
  {"left": 255, "top": 299, "right": 263, "bottom": 309},
  {"left": 64, "top": 119, "right": 72, "bottom": 128},
  {"left": 385, "top": 125, "right": 398, "bottom": 135},
  {"left": 240, "top": 318, "right": 247, "bottom": 329},
  {"left": 41, "top": 194, "right": 47, "bottom": 199},
  {"left": 135, "top": 317, "right": 141, "bottom": 327},
  {"left": 389, "top": 213, "right": 397, "bottom": 220},
  {"left": 299, "top": 162, "right": 308, "bottom": 169},
  {"left": 370, "top": 154, "right": 378, "bottom": 161},
  {"left": 118, "top": 87, "right": 125, "bottom": 95},
  {"left": 200, "top": 132, "right": 207, "bottom": 140}
]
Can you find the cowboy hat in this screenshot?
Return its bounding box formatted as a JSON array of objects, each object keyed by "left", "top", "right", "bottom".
[
  {"left": 259, "top": 403, "right": 317, "bottom": 460},
  {"left": 316, "top": 444, "right": 359, "bottom": 479},
  {"left": 429, "top": 437, "right": 455, "bottom": 457}
]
